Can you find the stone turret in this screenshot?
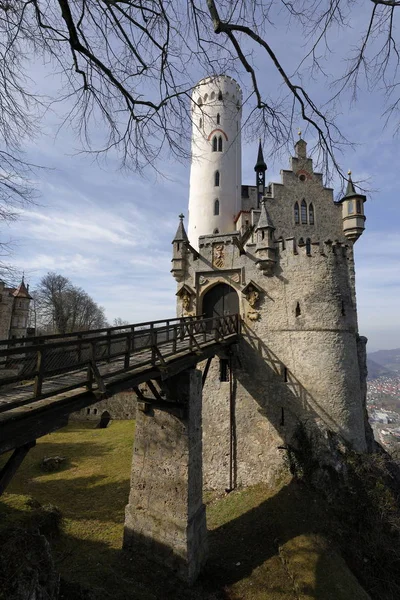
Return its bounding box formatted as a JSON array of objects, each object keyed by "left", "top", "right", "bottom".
[
  {"left": 255, "top": 200, "right": 275, "bottom": 275},
  {"left": 338, "top": 172, "right": 366, "bottom": 242},
  {"left": 187, "top": 75, "right": 242, "bottom": 248},
  {"left": 171, "top": 214, "right": 188, "bottom": 282}
]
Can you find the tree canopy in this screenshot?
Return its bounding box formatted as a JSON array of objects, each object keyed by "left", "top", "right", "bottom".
[
  {"left": 1, "top": 0, "right": 400, "bottom": 204},
  {"left": 32, "top": 272, "right": 107, "bottom": 334}
]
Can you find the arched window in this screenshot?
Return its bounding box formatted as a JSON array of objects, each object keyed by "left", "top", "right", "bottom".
[
  {"left": 348, "top": 200, "right": 354, "bottom": 215},
  {"left": 199, "top": 117, "right": 202, "bottom": 128},
  {"left": 218, "top": 136, "right": 223, "bottom": 151},
  {"left": 294, "top": 202, "right": 300, "bottom": 224},
  {"left": 211, "top": 91, "right": 215, "bottom": 100},
  {"left": 309, "top": 203, "right": 314, "bottom": 225},
  {"left": 215, "top": 170, "right": 220, "bottom": 187},
  {"left": 356, "top": 199, "right": 361, "bottom": 214},
  {"left": 213, "top": 228, "right": 219, "bottom": 234},
  {"left": 306, "top": 238, "right": 311, "bottom": 255},
  {"left": 218, "top": 91, "right": 223, "bottom": 100},
  {"left": 214, "top": 199, "right": 220, "bottom": 215},
  {"left": 212, "top": 136, "right": 217, "bottom": 152},
  {"left": 301, "top": 200, "right": 307, "bottom": 224},
  {"left": 217, "top": 113, "right": 220, "bottom": 125}
]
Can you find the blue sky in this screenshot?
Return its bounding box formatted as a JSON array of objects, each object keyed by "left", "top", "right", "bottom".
[{"left": 3, "top": 6, "right": 400, "bottom": 351}]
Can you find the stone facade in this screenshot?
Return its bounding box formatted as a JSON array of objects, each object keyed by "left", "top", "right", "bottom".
[
  {"left": 0, "top": 278, "right": 32, "bottom": 341},
  {"left": 171, "top": 75, "right": 370, "bottom": 491}
]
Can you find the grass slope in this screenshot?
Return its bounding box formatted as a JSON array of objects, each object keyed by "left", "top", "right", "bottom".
[{"left": 0, "top": 422, "right": 370, "bottom": 600}]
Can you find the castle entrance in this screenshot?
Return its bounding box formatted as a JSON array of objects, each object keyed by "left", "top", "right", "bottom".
[{"left": 202, "top": 283, "right": 239, "bottom": 321}]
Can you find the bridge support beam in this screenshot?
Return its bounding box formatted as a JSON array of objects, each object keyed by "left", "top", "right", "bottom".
[{"left": 123, "top": 367, "right": 207, "bottom": 583}]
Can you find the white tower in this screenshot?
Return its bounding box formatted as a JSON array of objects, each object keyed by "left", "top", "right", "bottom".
[{"left": 188, "top": 75, "right": 242, "bottom": 248}]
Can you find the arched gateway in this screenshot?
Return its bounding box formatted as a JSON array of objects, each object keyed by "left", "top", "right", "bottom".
[{"left": 202, "top": 283, "right": 239, "bottom": 320}]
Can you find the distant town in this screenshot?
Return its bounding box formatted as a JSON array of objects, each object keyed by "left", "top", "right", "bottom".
[{"left": 367, "top": 348, "right": 400, "bottom": 455}]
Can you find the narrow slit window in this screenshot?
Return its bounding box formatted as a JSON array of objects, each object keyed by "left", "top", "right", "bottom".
[
  {"left": 341, "top": 301, "right": 346, "bottom": 316},
  {"left": 309, "top": 203, "right": 314, "bottom": 225},
  {"left": 294, "top": 202, "right": 300, "bottom": 224},
  {"left": 212, "top": 136, "right": 218, "bottom": 152},
  {"left": 217, "top": 113, "right": 220, "bottom": 125},
  {"left": 301, "top": 200, "right": 307, "bottom": 224},
  {"left": 295, "top": 302, "right": 301, "bottom": 317},
  {"left": 214, "top": 199, "right": 220, "bottom": 216},
  {"left": 199, "top": 117, "right": 202, "bottom": 128},
  {"left": 283, "top": 367, "right": 288, "bottom": 382},
  {"left": 218, "top": 136, "right": 223, "bottom": 151},
  {"left": 220, "top": 359, "right": 230, "bottom": 382},
  {"left": 86, "top": 408, "right": 90, "bottom": 415},
  {"left": 306, "top": 238, "right": 311, "bottom": 255},
  {"left": 215, "top": 170, "right": 220, "bottom": 186},
  {"left": 356, "top": 199, "right": 361, "bottom": 214}
]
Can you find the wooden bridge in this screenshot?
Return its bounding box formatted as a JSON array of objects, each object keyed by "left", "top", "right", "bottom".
[{"left": 0, "top": 314, "right": 240, "bottom": 493}]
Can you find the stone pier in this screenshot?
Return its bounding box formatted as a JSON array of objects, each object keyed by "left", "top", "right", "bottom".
[{"left": 123, "top": 368, "right": 208, "bottom": 583}]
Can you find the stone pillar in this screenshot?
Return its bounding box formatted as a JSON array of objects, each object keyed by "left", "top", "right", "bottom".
[{"left": 123, "top": 368, "right": 207, "bottom": 583}]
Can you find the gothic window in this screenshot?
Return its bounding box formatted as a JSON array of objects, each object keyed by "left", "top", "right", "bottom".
[
  {"left": 214, "top": 199, "right": 220, "bottom": 215},
  {"left": 217, "top": 113, "right": 220, "bottom": 125},
  {"left": 295, "top": 302, "right": 301, "bottom": 317},
  {"left": 309, "top": 203, "right": 314, "bottom": 225},
  {"left": 348, "top": 200, "right": 354, "bottom": 215},
  {"left": 294, "top": 202, "right": 300, "bottom": 224},
  {"left": 306, "top": 238, "right": 311, "bottom": 255},
  {"left": 356, "top": 199, "right": 361, "bottom": 214},
  {"left": 218, "top": 136, "right": 223, "bottom": 151},
  {"left": 218, "top": 91, "right": 223, "bottom": 100},
  {"left": 301, "top": 200, "right": 307, "bottom": 224},
  {"left": 212, "top": 136, "right": 218, "bottom": 152},
  {"left": 215, "top": 170, "right": 220, "bottom": 187}
]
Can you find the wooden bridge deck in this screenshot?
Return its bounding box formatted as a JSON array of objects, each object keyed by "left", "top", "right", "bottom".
[{"left": 0, "top": 315, "right": 240, "bottom": 455}]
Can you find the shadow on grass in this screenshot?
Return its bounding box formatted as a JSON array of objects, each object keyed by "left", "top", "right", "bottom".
[{"left": 1, "top": 478, "right": 372, "bottom": 600}]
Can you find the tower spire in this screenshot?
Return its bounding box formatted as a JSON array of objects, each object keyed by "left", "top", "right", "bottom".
[{"left": 254, "top": 140, "right": 267, "bottom": 205}]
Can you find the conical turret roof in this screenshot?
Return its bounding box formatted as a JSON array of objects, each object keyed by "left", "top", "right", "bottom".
[
  {"left": 256, "top": 200, "right": 275, "bottom": 230},
  {"left": 172, "top": 214, "right": 189, "bottom": 243},
  {"left": 338, "top": 171, "right": 367, "bottom": 204},
  {"left": 13, "top": 276, "right": 32, "bottom": 299},
  {"left": 254, "top": 140, "right": 267, "bottom": 172}
]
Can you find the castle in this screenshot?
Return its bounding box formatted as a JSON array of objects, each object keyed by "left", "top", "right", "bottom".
[
  {"left": 171, "top": 75, "right": 371, "bottom": 490},
  {"left": 0, "top": 277, "right": 32, "bottom": 341}
]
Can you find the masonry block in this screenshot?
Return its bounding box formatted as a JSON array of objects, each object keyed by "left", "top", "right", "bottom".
[{"left": 123, "top": 368, "right": 207, "bottom": 583}]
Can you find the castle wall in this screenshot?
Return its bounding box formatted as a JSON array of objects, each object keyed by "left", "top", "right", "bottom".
[{"left": 176, "top": 232, "right": 367, "bottom": 489}]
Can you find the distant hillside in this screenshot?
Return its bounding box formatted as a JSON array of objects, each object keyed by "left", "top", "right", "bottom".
[
  {"left": 369, "top": 348, "right": 400, "bottom": 375},
  {"left": 367, "top": 357, "right": 396, "bottom": 380}
]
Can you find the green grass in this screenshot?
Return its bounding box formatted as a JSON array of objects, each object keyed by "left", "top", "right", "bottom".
[{"left": 0, "top": 421, "right": 371, "bottom": 600}]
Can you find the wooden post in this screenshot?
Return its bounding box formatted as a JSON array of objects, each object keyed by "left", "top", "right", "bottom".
[
  {"left": 150, "top": 324, "right": 156, "bottom": 365},
  {"left": 33, "top": 347, "right": 44, "bottom": 399},
  {"left": 173, "top": 325, "right": 177, "bottom": 353},
  {"left": 124, "top": 332, "right": 130, "bottom": 369},
  {"left": 107, "top": 330, "right": 112, "bottom": 363}
]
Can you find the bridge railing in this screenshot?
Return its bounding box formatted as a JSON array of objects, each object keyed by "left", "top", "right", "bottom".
[{"left": 0, "top": 314, "right": 240, "bottom": 404}]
